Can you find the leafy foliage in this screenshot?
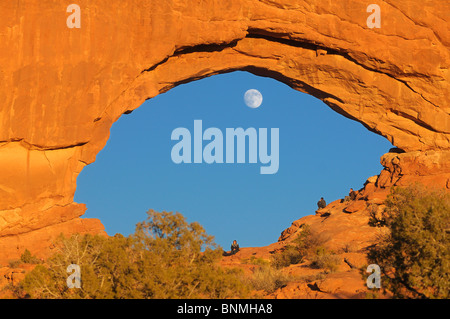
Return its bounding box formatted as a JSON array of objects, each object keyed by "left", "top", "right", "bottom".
[
  {"left": 240, "top": 256, "right": 270, "bottom": 266},
  {"left": 20, "top": 249, "right": 42, "bottom": 264},
  {"left": 16, "top": 210, "right": 249, "bottom": 299},
  {"left": 271, "top": 244, "right": 304, "bottom": 269},
  {"left": 245, "top": 265, "right": 290, "bottom": 293},
  {"left": 271, "top": 224, "right": 330, "bottom": 269},
  {"left": 367, "top": 184, "right": 450, "bottom": 299},
  {"left": 309, "top": 251, "right": 341, "bottom": 273}
]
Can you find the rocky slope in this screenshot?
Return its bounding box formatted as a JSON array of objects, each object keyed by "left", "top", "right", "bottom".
[{"left": 219, "top": 177, "right": 392, "bottom": 299}]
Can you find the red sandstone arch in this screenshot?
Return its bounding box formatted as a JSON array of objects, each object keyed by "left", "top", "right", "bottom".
[{"left": 0, "top": 0, "right": 449, "bottom": 262}]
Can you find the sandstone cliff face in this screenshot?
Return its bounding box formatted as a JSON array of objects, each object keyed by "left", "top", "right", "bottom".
[{"left": 0, "top": 0, "right": 449, "bottom": 263}]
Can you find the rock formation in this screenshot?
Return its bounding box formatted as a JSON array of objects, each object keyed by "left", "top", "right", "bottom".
[
  {"left": 219, "top": 195, "right": 390, "bottom": 299},
  {"left": 0, "top": 0, "right": 449, "bottom": 263}
]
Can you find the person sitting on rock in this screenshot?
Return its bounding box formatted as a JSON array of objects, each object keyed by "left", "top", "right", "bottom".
[
  {"left": 222, "top": 240, "right": 240, "bottom": 256},
  {"left": 231, "top": 240, "right": 240, "bottom": 255},
  {"left": 317, "top": 197, "right": 326, "bottom": 210}
]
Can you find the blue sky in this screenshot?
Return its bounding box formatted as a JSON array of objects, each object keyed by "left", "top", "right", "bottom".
[{"left": 75, "top": 71, "right": 393, "bottom": 249}]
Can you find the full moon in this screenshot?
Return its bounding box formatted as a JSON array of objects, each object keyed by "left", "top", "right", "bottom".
[{"left": 244, "top": 89, "right": 263, "bottom": 108}]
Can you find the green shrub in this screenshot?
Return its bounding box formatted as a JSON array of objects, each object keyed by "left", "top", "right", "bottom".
[
  {"left": 8, "top": 260, "right": 21, "bottom": 268},
  {"left": 310, "top": 252, "right": 341, "bottom": 273},
  {"left": 241, "top": 256, "right": 270, "bottom": 266},
  {"left": 365, "top": 291, "right": 380, "bottom": 299},
  {"left": 309, "top": 246, "right": 341, "bottom": 273},
  {"left": 14, "top": 210, "right": 250, "bottom": 299},
  {"left": 246, "top": 265, "right": 290, "bottom": 293},
  {"left": 367, "top": 184, "right": 450, "bottom": 299},
  {"left": 294, "top": 225, "right": 330, "bottom": 254},
  {"left": 20, "top": 249, "right": 41, "bottom": 264},
  {"left": 271, "top": 224, "right": 330, "bottom": 269},
  {"left": 271, "top": 245, "right": 304, "bottom": 269}
]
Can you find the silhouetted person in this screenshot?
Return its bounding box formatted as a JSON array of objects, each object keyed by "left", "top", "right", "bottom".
[
  {"left": 231, "top": 240, "right": 240, "bottom": 255},
  {"left": 222, "top": 240, "right": 240, "bottom": 256},
  {"left": 317, "top": 197, "right": 326, "bottom": 210}
]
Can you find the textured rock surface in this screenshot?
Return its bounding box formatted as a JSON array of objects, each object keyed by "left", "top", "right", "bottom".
[
  {"left": 219, "top": 197, "right": 390, "bottom": 299},
  {"left": 0, "top": 0, "right": 449, "bottom": 263}
]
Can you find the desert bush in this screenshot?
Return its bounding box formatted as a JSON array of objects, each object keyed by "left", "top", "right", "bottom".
[
  {"left": 14, "top": 210, "right": 250, "bottom": 299},
  {"left": 20, "top": 249, "right": 41, "bottom": 264},
  {"left": 293, "top": 225, "right": 330, "bottom": 255},
  {"left": 246, "top": 265, "right": 290, "bottom": 293},
  {"left": 241, "top": 256, "right": 270, "bottom": 266},
  {"left": 299, "top": 272, "right": 326, "bottom": 283},
  {"left": 367, "top": 184, "right": 450, "bottom": 299},
  {"left": 341, "top": 242, "right": 358, "bottom": 253},
  {"left": 8, "top": 260, "right": 21, "bottom": 268},
  {"left": 271, "top": 224, "right": 330, "bottom": 269},
  {"left": 365, "top": 291, "right": 380, "bottom": 299},
  {"left": 271, "top": 245, "right": 304, "bottom": 269},
  {"left": 310, "top": 252, "right": 341, "bottom": 273}
]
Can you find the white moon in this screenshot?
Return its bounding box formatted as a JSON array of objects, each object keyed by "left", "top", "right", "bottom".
[{"left": 244, "top": 89, "right": 263, "bottom": 108}]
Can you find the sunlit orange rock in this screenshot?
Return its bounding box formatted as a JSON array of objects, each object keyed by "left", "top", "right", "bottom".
[{"left": 0, "top": 0, "right": 449, "bottom": 264}]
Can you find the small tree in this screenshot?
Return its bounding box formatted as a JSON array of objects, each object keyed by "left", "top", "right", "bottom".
[
  {"left": 368, "top": 184, "right": 450, "bottom": 299},
  {"left": 20, "top": 249, "right": 41, "bottom": 264},
  {"left": 17, "top": 210, "right": 249, "bottom": 299},
  {"left": 271, "top": 224, "right": 330, "bottom": 269}
]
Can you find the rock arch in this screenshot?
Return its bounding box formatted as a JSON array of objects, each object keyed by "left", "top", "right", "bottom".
[{"left": 0, "top": 0, "right": 449, "bottom": 261}]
